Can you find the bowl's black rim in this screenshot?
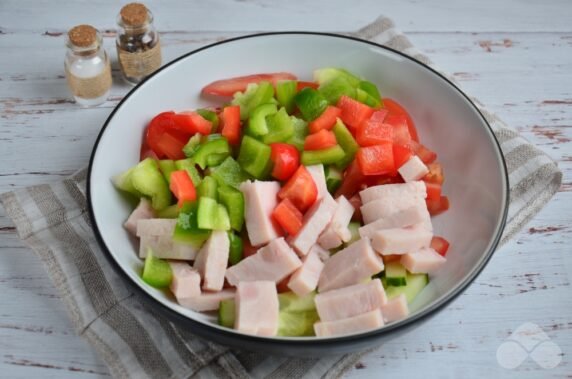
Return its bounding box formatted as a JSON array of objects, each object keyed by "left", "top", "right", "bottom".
[{"left": 87, "top": 31, "right": 509, "bottom": 348}]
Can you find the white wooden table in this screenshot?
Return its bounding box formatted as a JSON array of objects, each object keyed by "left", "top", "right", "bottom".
[{"left": 1, "top": 0, "right": 571, "bottom": 377}]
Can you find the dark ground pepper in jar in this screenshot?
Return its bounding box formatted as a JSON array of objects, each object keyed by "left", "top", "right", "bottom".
[{"left": 116, "top": 2, "right": 162, "bottom": 85}]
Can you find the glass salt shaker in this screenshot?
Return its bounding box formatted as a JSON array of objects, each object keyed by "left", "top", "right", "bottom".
[
  {"left": 116, "top": 2, "right": 162, "bottom": 85},
  {"left": 64, "top": 25, "right": 112, "bottom": 107}
]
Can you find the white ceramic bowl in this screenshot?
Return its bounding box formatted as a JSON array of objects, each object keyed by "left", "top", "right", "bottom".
[{"left": 88, "top": 32, "right": 508, "bottom": 355}]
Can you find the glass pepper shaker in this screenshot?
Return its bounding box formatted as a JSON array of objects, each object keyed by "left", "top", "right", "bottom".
[
  {"left": 64, "top": 25, "right": 112, "bottom": 107},
  {"left": 116, "top": 2, "right": 162, "bottom": 85}
]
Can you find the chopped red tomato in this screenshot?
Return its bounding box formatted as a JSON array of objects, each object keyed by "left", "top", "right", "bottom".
[
  {"left": 296, "top": 81, "right": 319, "bottom": 91},
  {"left": 337, "top": 95, "right": 375, "bottom": 130},
  {"left": 356, "top": 142, "right": 395, "bottom": 176},
  {"left": 173, "top": 112, "right": 212, "bottom": 135},
  {"left": 383, "top": 98, "right": 419, "bottom": 142},
  {"left": 423, "top": 162, "right": 444, "bottom": 184},
  {"left": 425, "top": 182, "right": 442, "bottom": 201},
  {"left": 169, "top": 170, "right": 197, "bottom": 207},
  {"left": 427, "top": 195, "right": 450, "bottom": 216},
  {"left": 409, "top": 140, "right": 437, "bottom": 164},
  {"left": 308, "top": 106, "right": 341, "bottom": 134},
  {"left": 303, "top": 129, "right": 337, "bottom": 151},
  {"left": 202, "top": 72, "right": 298, "bottom": 97},
  {"left": 156, "top": 132, "right": 187, "bottom": 160},
  {"left": 270, "top": 143, "right": 300, "bottom": 181},
  {"left": 335, "top": 159, "right": 367, "bottom": 199},
  {"left": 272, "top": 198, "right": 304, "bottom": 235},
  {"left": 278, "top": 165, "right": 318, "bottom": 212},
  {"left": 356, "top": 109, "right": 391, "bottom": 146},
  {"left": 384, "top": 113, "right": 412, "bottom": 146},
  {"left": 146, "top": 111, "right": 188, "bottom": 158},
  {"left": 393, "top": 144, "right": 414, "bottom": 170},
  {"left": 220, "top": 105, "right": 241, "bottom": 145},
  {"left": 431, "top": 236, "right": 450, "bottom": 256}
]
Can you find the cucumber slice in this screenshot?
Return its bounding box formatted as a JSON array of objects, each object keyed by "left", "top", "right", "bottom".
[
  {"left": 111, "top": 166, "right": 142, "bottom": 197},
  {"left": 197, "top": 196, "right": 218, "bottom": 229},
  {"left": 228, "top": 232, "right": 243, "bottom": 265},
  {"left": 156, "top": 204, "right": 179, "bottom": 219},
  {"left": 141, "top": 249, "right": 172, "bottom": 288},
  {"left": 286, "top": 116, "right": 308, "bottom": 151},
  {"left": 214, "top": 204, "right": 231, "bottom": 231},
  {"left": 384, "top": 272, "right": 429, "bottom": 303},
  {"left": 313, "top": 67, "right": 361, "bottom": 87},
  {"left": 318, "top": 75, "right": 357, "bottom": 104},
  {"left": 325, "top": 165, "right": 343, "bottom": 194},
  {"left": 385, "top": 262, "right": 407, "bottom": 287},
  {"left": 278, "top": 309, "right": 319, "bottom": 337},
  {"left": 130, "top": 158, "right": 172, "bottom": 211},
  {"left": 158, "top": 160, "right": 177, "bottom": 184},
  {"left": 197, "top": 176, "right": 218, "bottom": 200},
  {"left": 278, "top": 291, "right": 316, "bottom": 313},
  {"left": 218, "top": 299, "right": 235, "bottom": 328},
  {"left": 275, "top": 80, "right": 297, "bottom": 113}
]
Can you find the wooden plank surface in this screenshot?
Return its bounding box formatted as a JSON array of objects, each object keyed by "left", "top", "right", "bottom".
[{"left": 1, "top": 0, "right": 571, "bottom": 377}]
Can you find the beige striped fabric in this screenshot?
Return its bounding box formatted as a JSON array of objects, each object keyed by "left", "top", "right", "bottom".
[{"left": 0, "top": 16, "right": 562, "bottom": 379}]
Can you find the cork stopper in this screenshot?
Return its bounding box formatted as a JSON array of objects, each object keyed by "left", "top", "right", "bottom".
[
  {"left": 120, "top": 3, "right": 149, "bottom": 27},
  {"left": 68, "top": 24, "right": 98, "bottom": 47}
]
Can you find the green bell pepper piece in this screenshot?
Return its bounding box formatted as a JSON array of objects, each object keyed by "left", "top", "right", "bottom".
[
  {"left": 294, "top": 88, "right": 329, "bottom": 121},
  {"left": 301, "top": 145, "right": 346, "bottom": 166},
  {"left": 175, "top": 158, "right": 202, "bottom": 186},
  {"left": 218, "top": 185, "right": 244, "bottom": 232},
  {"left": 111, "top": 166, "right": 142, "bottom": 197},
  {"left": 286, "top": 116, "right": 308, "bottom": 151},
  {"left": 275, "top": 80, "right": 297, "bottom": 113},
  {"left": 210, "top": 157, "right": 249, "bottom": 190},
  {"left": 231, "top": 81, "right": 276, "bottom": 120},
  {"left": 262, "top": 107, "right": 294, "bottom": 144},
  {"left": 237, "top": 136, "right": 272, "bottom": 179},
  {"left": 325, "top": 165, "right": 343, "bottom": 194},
  {"left": 318, "top": 76, "right": 356, "bottom": 105},
  {"left": 196, "top": 109, "right": 220, "bottom": 132},
  {"left": 314, "top": 67, "right": 361, "bottom": 87},
  {"left": 127, "top": 158, "right": 172, "bottom": 211},
  {"left": 197, "top": 176, "right": 218, "bottom": 200},
  {"left": 141, "top": 248, "right": 172, "bottom": 288},
  {"left": 247, "top": 103, "right": 277, "bottom": 137},
  {"left": 228, "top": 232, "right": 244, "bottom": 265},
  {"left": 193, "top": 137, "right": 231, "bottom": 169},
  {"left": 158, "top": 160, "right": 177, "bottom": 184},
  {"left": 182, "top": 133, "right": 202, "bottom": 158},
  {"left": 197, "top": 197, "right": 231, "bottom": 230},
  {"left": 173, "top": 202, "right": 211, "bottom": 247},
  {"left": 156, "top": 204, "right": 179, "bottom": 219},
  {"left": 357, "top": 80, "right": 382, "bottom": 107},
  {"left": 332, "top": 119, "right": 359, "bottom": 169}
]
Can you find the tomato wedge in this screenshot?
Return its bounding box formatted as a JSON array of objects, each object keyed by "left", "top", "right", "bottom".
[
  {"left": 272, "top": 198, "right": 304, "bottom": 235},
  {"left": 202, "top": 72, "right": 298, "bottom": 97},
  {"left": 308, "top": 106, "right": 341, "bottom": 134},
  {"left": 304, "top": 129, "right": 337, "bottom": 151},
  {"left": 270, "top": 143, "right": 300, "bottom": 181},
  {"left": 356, "top": 142, "right": 395, "bottom": 176},
  {"left": 173, "top": 112, "right": 213, "bottom": 135},
  {"left": 278, "top": 165, "right": 318, "bottom": 212},
  {"left": 431, "top": 236, "right": 450, "bottom": 256},
  {"left": 383, "top": 98, "right": 419, "bottom": 142},
  {"left": 169, "top": 170, "right": 197, "bottom": 207},
  {"left": 220, "top": 105, "right": 242, "bottom": 145},
  {"left": 156, "top": 132, "right": 187, "bottom": 160}
]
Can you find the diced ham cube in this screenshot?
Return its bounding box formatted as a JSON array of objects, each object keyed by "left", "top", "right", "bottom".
[
  {"left": 381, "top": 294, "right": 409, "bottom": 323},
  {"left": 193, "top": 231, "right": 229, "bottom": 291},
  {"left": 318, "top": 238, "right": 384, "bottom": 292},
  {"left": 371, "top": 225, "right": 432, "bottom": 255},
  {"left": 306, "top": 164, "right": 328, "bottom": 201},
  {"left": 287, "top": 246, "right": 325, "bottom": 297},
  {"left": 318, "top": 196, "right": 355, "bottom": 249},
  {"left": 289, "top": 195, "right": 337, "bottom": 256},
  {"left": 225, "top": 237, "right": 302, "bottom": 286},
  {"left": 314, "top": 309, "right": 384, "bottom": 337},
  {"left": 240, "top": 180, "right": 281, "bottom": 246},
  {"left": 315, "top": 279, "right": 387, "bottom": 321},
  {"left": 361, "top": 195, "right": 427, "bottom": 225},
  {"left": 139, "top": 235, "right": 199, "bottom": 260},
  {"left": 177, "top": 289, "right": 235, "bottom": 312},
  {"left": 168, "top": 262, "right": 201, "bottom": 300},
  {"left": 398, "top": 156, "right": 429, "bottom": 182},
  {"left": 358, "top": 203, "right": 430, "bottom": 239},
  {"left": 235, "top": 281, "right": 279, "bottom": 336},
  {"left": 313, "top": 244, "right": 331, "bottom": 262},
  {"left": 124, "top": 198, "right": 155, "bottom": 235},
  {"left": 400, "top": 247, "right": 446, "bottom": 274},
  {"left": 136, "top": 218, "right": 176, "bottom": 237},
  {"left": 359, "top": 181, "right": 427, "bottom": 204}
]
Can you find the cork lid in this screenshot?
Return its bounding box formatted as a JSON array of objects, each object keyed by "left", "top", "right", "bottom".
[
  {"left": 68, "top": 24, "right": 98, "bottom": 47},
  {"left": 120, "top": 3, "right": 149, "bottom": 27}
]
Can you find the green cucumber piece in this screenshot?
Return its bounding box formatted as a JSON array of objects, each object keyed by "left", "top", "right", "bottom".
[
  {"left": 318, "top": 76, "right": 356, "bottom": 104},
  {"left": 325, "top": 165, "right": 343, "bottom": 194},
  {"left": 228, "top": 232, "right": 244, "bottom": 265},
  {"left": 197, "top": 197, "right": 218, "bottom": 229},
  {"left": 112, "top": 166, "right": 142, "bottom": 197},
  {"left": 278, "top": 309, "right": 319, "bottom": 337},
  {"left": 173, "top": 202, "right": 210, "bottom": 247},
  {"left": 384, "top": 272, "right": 429, "bottom": 303},
  {"left": 156, "top": 204, "right": 179, "bottom": 219},
  {"left": 275, "top": 80, "right": 297, "bottom": 113},
  {"left": 197, "top": 176, "right": 218, "bottom": 200},
  {"left": 218, "top": 185, "right": 245, "bottom": 231},
  {"left": 356, "top": 80, "right": 382, "bottom": 108},
  {"left": 384, "top": 262, "right": 407, "bottom": 287},
  {"left": 141, "top": 249, "right": 172, "bottom": 288},
  {"left": 129, "top": 158, "right": 172, "bottom": 211},
  {"left": 210, "top": 157, "right": 250, "bottom": 190},
  {"left": 286, "top": 116, "right": 309, "bottom": 151},
  {"left": 214, "top": 204, "right": 231, "bottom": 231},
  {"left": 218, "top": 299, "right": 235, "bottom": 328},
  {"left": 158, "top": 160, "right": 177, "bottom": 184},
  {"left": 301, "top": 145, "right": 346, "bottom": 166},
  {"left": 278, "top": 292, "right": 316, "bottom": 313},
  {"left": 313, "top": 67, "right": 361, "bottom": 87}
]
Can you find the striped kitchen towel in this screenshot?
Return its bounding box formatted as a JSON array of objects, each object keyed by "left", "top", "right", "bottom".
[{"left": 0, "top": 16, "right": 562, "bottom": 379}]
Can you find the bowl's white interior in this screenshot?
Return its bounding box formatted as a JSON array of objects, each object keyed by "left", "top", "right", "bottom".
[{"left": 90, "top": 34, "right": 507, "bottom": 339}]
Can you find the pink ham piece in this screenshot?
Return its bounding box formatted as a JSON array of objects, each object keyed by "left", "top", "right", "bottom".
[
  {"left": 193, "top": 231, "right": 229, "bottom": 291},
  {"left": 371, "top": 225, "right": 432, "bottom": 255},
  {"left": 137, "top": 219, "right": 199, "bottom": 260},
  {"left": 124, "top": 198, "right": 154, "bottom": 235},
  {"left": 314, "top": 309, "right": 384, "bottom": 337},
  {"left": 287, "top": 246, "right": 325, "bottom": 297},
  {"left": 359, "top": 204, "right": 430, "bottom": 238},
  {"left": 306, "top": 164, "right": 328, "bottom": 200},
  {"left": 289, "top": 195, "right": 337, "bottom": 256},
  {"left": 359, "top": 181, "right": 427, "bottom": 204},
  {"left": 318, "top": 238, "right": 384, "bottom": 292},
  {"left": 136, "top": 218, "right": 176, "bottom": 237},
  {"left": 178, "top": 289, "right": 235, "bottom": 312},
  {"left": 235, "top": 281, "right": 279, "bottom": 336},
  {"left": 240, "top": 180, "right": 281, "bottom": 246},
  {"left": 318, "top": 196, "right": 355, "bottom": 249},
  {"left": 398, "top": 156, "right": 429, "bottom": 182},
  {"left": 381, "top": 294, "right": 409, "bottom": 323},
  {"left": 168, "top": 262, "right": 201, "bottom": 300},
  {"left": 315, "top": 279, "right": 387, "bottom": 321},
  {"left": 361, "top": 195, "right": 427, "bottom": 225},
  {"left": 225, "top": 237, "right": 302, "bottom": 286},
  {"left": 400, "top": 247, "right": 446, "bottom": 274}
]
